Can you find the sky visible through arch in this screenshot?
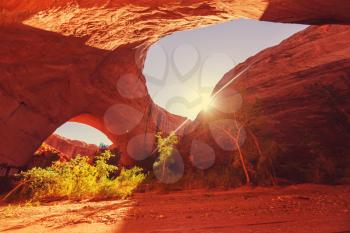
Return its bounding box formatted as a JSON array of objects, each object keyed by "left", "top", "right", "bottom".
[{"left": 56, "top": 19, "right": 308, "bottom": 145}]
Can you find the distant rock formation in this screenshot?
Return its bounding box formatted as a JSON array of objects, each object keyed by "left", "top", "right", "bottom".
[
  {"left": 26, "top": 136, "right": 100, "bottom": 170},
  {"left": 45, "top": 134, "right": 100, "bottom": 160},
  {"left": 26, "top": 143, "right": 62, "bottom": 170}
]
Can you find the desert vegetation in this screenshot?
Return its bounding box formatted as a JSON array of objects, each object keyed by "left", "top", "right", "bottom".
[
  {"left": 152, "top": 132, "right": 183, "bottom": 185},
  {"left": 183, "top": 100, "right": 279, "bottom": 189},
  {"left": 153, "top": 132, "right": 179, "bottom": 175},
  {"left": 3, "top": 150, "right": 146, "bottom": 202}
]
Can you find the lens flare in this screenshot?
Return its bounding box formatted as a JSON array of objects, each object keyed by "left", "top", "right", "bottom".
[{"left": 200, "top": 93, "right": 214, "bottom": 111}]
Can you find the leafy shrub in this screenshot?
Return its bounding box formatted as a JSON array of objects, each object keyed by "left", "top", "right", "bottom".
[
  {"left": 154, "top": 132, "right": 178, "bottom": 162},
  {"left": 153, "top": 132, "right": 180, "bottom": 183},
  {"left": 19, "top": 150, "right": 146, "bottom": 201},
  {"left": 113, "top": 167, "right": 145, "bottom": 198}
]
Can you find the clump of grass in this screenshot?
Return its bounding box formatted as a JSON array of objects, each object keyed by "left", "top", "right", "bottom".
[{"left": 17, "top": 150, "right": 145, "bottom": 201}]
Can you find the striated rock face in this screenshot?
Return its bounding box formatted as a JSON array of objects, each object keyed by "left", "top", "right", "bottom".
[
  {"left": 26, "top": 136, "right": 100, "bottom": 170},
  {"left": 26, "top": 143, "right": 62, "bottom": 170},
  {"left": 45, "top": 134, "right": 99, "bottom": 160},
  {"left": 0, "top": 0, "right": 350, "bottom": 168},
  {"left": 181, "top": 25, "right": 350, "bottom": 183}
]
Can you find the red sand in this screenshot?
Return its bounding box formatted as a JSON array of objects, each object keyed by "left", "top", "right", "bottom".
[{"left": 0, "top": 184, "right": 349, "bottom": 233}]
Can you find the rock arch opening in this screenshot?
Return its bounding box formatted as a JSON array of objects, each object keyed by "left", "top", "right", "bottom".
[
  {"left": 45, "top": 121, "right": 112, "bottom": 159},
  {"left": 54, "top": 122, "right": 112, "bottom": 146}
]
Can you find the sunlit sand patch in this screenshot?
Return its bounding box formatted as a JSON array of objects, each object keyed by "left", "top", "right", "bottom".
[{"left": 0, "top": 199, "right": 136, "bottom": 233}]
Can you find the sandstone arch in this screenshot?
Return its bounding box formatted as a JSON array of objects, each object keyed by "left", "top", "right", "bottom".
[{"left": 0, "top": 0, "right": 349, "bottom": 167}]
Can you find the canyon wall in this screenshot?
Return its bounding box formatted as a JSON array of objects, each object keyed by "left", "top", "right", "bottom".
[
  {"left": 0, "top": 0, "right": 349, "bottom": 170},
  {"left": 45, "top": 134, "right": 99, "bottom": 159},
  {"left": 181, "top": 25, "right": 350, "bottom": 184}
]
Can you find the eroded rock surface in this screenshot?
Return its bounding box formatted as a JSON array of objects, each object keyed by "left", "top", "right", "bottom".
[
  {"left": 45, "top": 134, "right": 99, "bottom": 160},
  {"left": 0, "top": 0, "right": 349, "bottom": 170},
  {"left": 182, "top": 25, "right": 350, "bottom": 183}
]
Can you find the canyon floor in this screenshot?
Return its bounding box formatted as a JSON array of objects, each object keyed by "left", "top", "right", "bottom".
[{"left": 0, "top": 184, "right": 349, "bottom": 233}]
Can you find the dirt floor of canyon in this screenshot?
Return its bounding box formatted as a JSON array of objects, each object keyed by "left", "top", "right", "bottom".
[{"left": 0, "top": 184, "right": 349, "bottom": 233}]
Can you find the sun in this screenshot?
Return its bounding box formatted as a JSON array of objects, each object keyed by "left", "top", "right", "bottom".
[{"left": 200, "top": 94, "right": 214, "bottom": 111}]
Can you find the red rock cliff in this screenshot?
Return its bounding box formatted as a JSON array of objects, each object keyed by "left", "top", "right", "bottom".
[
  {"left": 0, "top": 0, "right": 349, "bottom": 168},
  {"left": 45, "top": 134, "right": 99, "bottom": 159},
  {"left": 181, "top": 25, "right": 350, "bottom": 183}
]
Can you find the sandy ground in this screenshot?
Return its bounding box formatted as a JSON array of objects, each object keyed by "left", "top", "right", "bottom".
[{"left": 0, "top": 184, "right": 349, "bottom": 233}]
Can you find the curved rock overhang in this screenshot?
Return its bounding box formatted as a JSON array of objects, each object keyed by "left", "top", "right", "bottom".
[{"left": 0, "top": 0, "right": 349, "bottom": 166}]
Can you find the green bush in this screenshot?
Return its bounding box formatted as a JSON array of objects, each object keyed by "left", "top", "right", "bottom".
[
  {"left": 19, "top": 150, "right": 146, "bottom": 201},
  {"left": 153, "top": 132, "right": 180, "bottom": 183}
]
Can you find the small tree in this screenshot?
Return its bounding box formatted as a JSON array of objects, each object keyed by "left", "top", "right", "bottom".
[
  {"left": 235, "top": 100, "right": 277, "bottom": 185},
  {"left": 218, "top": 121, "right": 251, "bottom": 185},
  {"left": 99, "top": 143, "right": 109, "bottom": 151},
  {"left": 155, "top": 132, "right": 178, "bottom": 158},
  {"left": 214, "top": 99, "right": 276, "bottom": 186},
  {"left": 153, "top": 132, "right": 179, "bottom": 182}
]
